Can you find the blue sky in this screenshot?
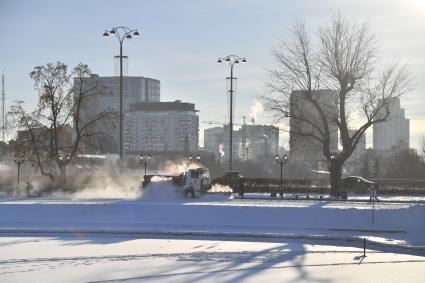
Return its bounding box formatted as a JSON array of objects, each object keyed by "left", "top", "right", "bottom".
[{"left": 1, "top": 0, "right": 424, "bottom": 150}]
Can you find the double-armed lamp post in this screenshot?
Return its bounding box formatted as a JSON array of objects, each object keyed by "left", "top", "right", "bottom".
[
  {"left": 275, "top": 154, "right": 288, "bottom": 197},
  {"left": 103, "top": 26, "right": 140, "bottom": 168},
  {"left": 188, "top": 154, "right": 201, "bottom": 163},
  {"left": 217, "top": 55, "right": 246, "bottom": 171},
  {"left": 140, "top": 154, "right": 151, "bottom": 175}
]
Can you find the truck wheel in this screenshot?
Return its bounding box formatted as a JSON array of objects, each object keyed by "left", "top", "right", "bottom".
[{"left": 185, "top": 190, "right": 194, "bottom": 198}]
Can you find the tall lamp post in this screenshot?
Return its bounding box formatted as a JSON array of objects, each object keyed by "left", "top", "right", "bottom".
[
  {"left": 13, "top": 153, "right": 25, "bottom": 187},
  {"left": 275, "top": 154, "right": 288, "bottom": 198},
  {"left": 188, "top": 154, "right": 201, "bottom": 163},
  {"left": 103, "top": 26, "right": 140, "bottom": 169},
  {"left": 217, "top": 55, "right": 246, "bottom": 171},
  {"left": 140, "top": 154, "right": 151, "bottom": 175}
]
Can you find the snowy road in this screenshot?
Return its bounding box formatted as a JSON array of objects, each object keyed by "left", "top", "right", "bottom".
[
  {"left": 1, "top": 195, "right": 424, "bottom": 248},
  {"left": 1, "top": 190, "right": 425, "bottom": 282},
  {"left": 1, "top": 234, "right": 424, "bottom": 283}
]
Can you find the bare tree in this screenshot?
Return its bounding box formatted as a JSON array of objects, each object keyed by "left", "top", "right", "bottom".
[
  {"left": 9, "top": 62, "right": 113, "bottom": 184},
  {"left": 263, "top": 14, "right": 410, "bottom": 196}
]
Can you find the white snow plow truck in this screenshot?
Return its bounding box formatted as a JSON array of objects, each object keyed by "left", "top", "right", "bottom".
[{"left": 141, "top": 168, "right": 212, "bottom": 198}]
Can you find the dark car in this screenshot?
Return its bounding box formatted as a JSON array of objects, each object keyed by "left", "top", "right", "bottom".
[
  {"left": 341, "top": 176, "right": 378, "bottom": 191},
  {"left": 220, "top": 171, "right": 244, "bottom": 196},
  {"left": 223, "top": 171, "right": 243, "bottom": 179}
]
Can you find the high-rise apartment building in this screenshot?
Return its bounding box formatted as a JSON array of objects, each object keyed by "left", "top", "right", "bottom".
[
  {"left": 74, "top": 74, "right": 160, "bottom": 153},
  {"left": 373, "top": 97, "right": 409, "bottom": 151}
]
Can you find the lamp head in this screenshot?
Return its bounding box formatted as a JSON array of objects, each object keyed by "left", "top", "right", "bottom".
[
  {"left": 133, "top": 30, "right": 140, "bottom": 37},
  {"left": 241, "top": 58, "right": 247, "bottom": 63},
  {"left": 126, "top": 34, "right": 132, "bottom": 39},
  {"left": 102, "top": 31, "right": 110, "bottom": 37},
  {"left": 217, "top": 59, "right": 222, "bottom": 63},
  {"left": 275, "top": 155, "right": 279, "bottom": 163},
  {"left": 225, "top": 57, "right": 230, "bottom": 62},
  {"left": 109, "top": 29, "right": 116, "bottom": 34}
]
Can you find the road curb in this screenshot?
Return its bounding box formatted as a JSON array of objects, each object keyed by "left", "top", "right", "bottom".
[{"left": 1, "top": 228, "right": 424, "bottom": 253}]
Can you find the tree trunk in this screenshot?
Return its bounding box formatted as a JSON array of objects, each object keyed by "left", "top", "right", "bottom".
[
  {"left": 329, "top": 159, "right": 342, "bottom": 197},
  {"left": 59, "top": 164, "right": 67, "bottom": 184}
]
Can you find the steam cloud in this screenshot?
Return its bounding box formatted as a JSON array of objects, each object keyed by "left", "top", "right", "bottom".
[
  {"left": 159, "top": 159, "right": 203, "bottom": 175},
  {"left": 249, "top": 100, "right": 264, "bottom": 122}
]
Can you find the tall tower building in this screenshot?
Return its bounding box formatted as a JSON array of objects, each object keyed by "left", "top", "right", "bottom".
[
  {"left": 289, "top": 89, "right": 339, "bottom": 165},
  {"left": 373, "top": 97, "right": 409, "bottom": 151}
]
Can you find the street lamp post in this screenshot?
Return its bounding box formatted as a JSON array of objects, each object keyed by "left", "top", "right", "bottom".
[
  {"left": 13, "top": 153, "right": 25, "bottom": 187},
  {"left": 275, "top": 154, "right": 288, "bottom": 198},
  {"left": 103, "top": 26, "right": 140, "bottom": 170},
  {"left": 188, "top": 154, "right": 201, "bottom": 163},
  {"left": 217, "top": 55, "right": 246, "bottom": 171},
  {"left": 140, "top": 154, "right": 151, "bottom": 175}
]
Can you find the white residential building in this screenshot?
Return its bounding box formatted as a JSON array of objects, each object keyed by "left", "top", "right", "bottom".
[{"left": 125, "top": 101, "right": 199, "bottom": 153}]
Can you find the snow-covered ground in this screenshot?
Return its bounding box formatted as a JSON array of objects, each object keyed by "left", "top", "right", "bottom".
[
  {"left": 1, "top": 184, "right": 424, "bottom": 247},
  {"left": 1, "top": 234, "right": 424, "bottom": 282},
  {"left": 1, "top": 178, "right": 424, "bottom": 282}
]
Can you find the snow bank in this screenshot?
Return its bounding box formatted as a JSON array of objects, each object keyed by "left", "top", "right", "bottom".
[{"left": 1, "top": 198, "right": 424, "bottom": 247}]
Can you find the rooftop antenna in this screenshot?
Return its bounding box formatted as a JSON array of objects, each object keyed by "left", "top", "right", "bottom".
[{"left": 1, "top": 70, "right": 5, "bottom": 142}]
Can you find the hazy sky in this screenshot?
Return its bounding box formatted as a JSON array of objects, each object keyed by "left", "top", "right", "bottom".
[{"left": 1, "top": 0, "right": 424, "bottom": 150}]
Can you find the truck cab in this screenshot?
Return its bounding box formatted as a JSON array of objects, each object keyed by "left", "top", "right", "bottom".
[{"left": 181, "top": 168, "right": 212, "bottom": 198}]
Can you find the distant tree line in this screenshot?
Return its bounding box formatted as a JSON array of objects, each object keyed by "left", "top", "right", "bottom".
[{"left": 360, "top": 144, "right": 425, "bottom": 180}]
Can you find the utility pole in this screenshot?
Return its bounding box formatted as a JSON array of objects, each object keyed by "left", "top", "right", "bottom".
[
  {"left": 1, "top": 71, "right": 5, "bottom": 142},
  {"left": 229, "top": 66, "right": 234, "bottom": 170}
]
